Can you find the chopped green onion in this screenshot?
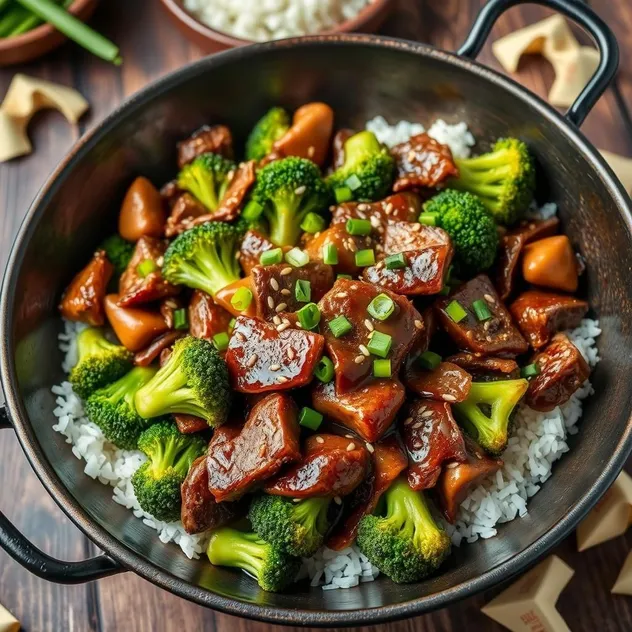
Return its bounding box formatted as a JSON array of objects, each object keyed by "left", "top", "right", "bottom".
[
  {"left": 228, "top": 318, "right": 236, "bottom": 331},
  {"left": 173, "top": 308, "right": 188, "bottom": 330},
  {"left": 314, "top": 356, "right": 335, "bottom": 383},
  {"left": 521, "top": 363, "right": 541, "bottom": 379},
  {"left": 334, "top": 186, "right": 353, "bottom": 203},
  {"left": 260, "top": 247, "right": 283, "bottom": 266},
  {"left": 418, "top": 213, "right": 437, "bottom": 226},
  {"left": 301, "top": 212, "right": 325, "bottom": 234},
  {"left": 136, "top": 259, "right": 157, "bottom": 277},
  {"left": 346, "top": 218, "right": 372, "bottom": 236},
  {"left": 299, "top": 406, "right": 323, "bottom": 431},
  {"left": 337, "top": 273, "right": 352, "bottom": 280},
  {"left": 295, "top": 279, "right": 311, "bottom": 303},
  {"left": 297, "top": 303, "right": 321, "bottom": 330},
  {"left": 385, "top": 253, "right": 407, "bottom": 270},
  {"left": 373, "top": 359, "right": 392, "bottom": 378},
  {"left": 231, "top": 287, "right": 253, "bottom": 312},
  {"left": 345, "top": 174, "right": 362, "bottom": 191},
  {"left": 242, "top": 199, "right": 263, "bottom": 221},
  {"left": 355, "top": 249, "right": 376, "bottom": 267},
  {"left": 419, "top": 351, "right": 442, "bottom": 370},
  {"left": 367, "top": 294, "right": 395, "bottom": 321},
  {"left": 213, "top": 332, "right": 230, "bottom": 352},
  {"left": 472, "top": 298, "right": 492, "bottom": 321},
  {"left": 367, "top": 330, "right": 392, "bottom": 358},
  {"left": 323, "top": 243, "right": 338, "bottom": 265},
  {"left": 285, "top": 247, "right": 309, "bottom": 268},
  {"left": 328, "top": 315, "right": 353, "bottom": 338},
  {"left": 445, "top": 300, "right": 467, "bottom": 323}
]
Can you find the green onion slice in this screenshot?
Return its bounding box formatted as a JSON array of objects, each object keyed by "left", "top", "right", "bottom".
[
  {"left": 297, "top": 303, "right": 321, "bottom": 330},
  {"left": 260, "top": 247, "right": 283, "bottom": 266},
  {"left": 367, "top": 293, "right": 395, "bottom": 321},
  {"left": 419, "top": 350, "right": 442, "bottom": 370},
  {"left": 299, "top": 406, "right": 323, "bottom": 430},
  {"left": 173, "top": 308, "right": 188, "bottom": 330},
  {"left": 231, "top": 287, "right": 253, "bottom": 312},
  {"left": 418, "top": 212, "right": 437, "bottom": 226},
  {"left": 346, "top": 218, "right": 372, "bottom": 236},
  {"left": 301, "top": 212, "right": 325, "bottom": 234},
  {"left": 213, "top": 331, "right": 230, "bottom": 351},
  {"left": 314, "top": 356, "right": 335, "bottom": 383},
  {"left": 373, "top": 359, "right": 392, "bottom": 378},
  {"left": 242, "top": 199, "right": 263, "bottom": 221},
  {"left": 367, "top": 330, "right": 392, "bottom": 358},
  {"left": 285, "top": 247, "right": 309, "bottom": 268},
  {"left": 328, "top": 315, "right": 353, "bottom": 338},
  {"left": 295, "top": 279, "right": 311, "bottom": 303},
  {"left": 521, "top": 363, "right": 541, "bottom": 379},
  {"left": 355, "top": 249, "right": 376, "bottom": 267},
  {"left": 323, "top": 243, "right": 339, "bottom": 265},
  {"left": 384, "top": 253, "right": 407, "bottom": 270},
  {"left": 472, "top": 298, "right": 492, "bottom": 321},
  {"left": 445, "top": 300, "right": 467, "bottom": 323},
  {"left": 136, "top": 259, "right": 157, "bottom": 277},
  {"left": 334, "top": 186, "right": 353, "bottom": 203},
  {"left": 345, "top": 174, "right": 362, "bottom": 191}
]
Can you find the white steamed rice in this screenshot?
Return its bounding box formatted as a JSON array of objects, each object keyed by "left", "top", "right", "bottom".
[{"left": 50, "top": 117, "right": 600, "bottom": 590}]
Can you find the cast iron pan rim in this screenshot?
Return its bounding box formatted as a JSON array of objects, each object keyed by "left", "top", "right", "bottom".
[{"left": 1, "top": 34, "right": 632, "bottom": 626}]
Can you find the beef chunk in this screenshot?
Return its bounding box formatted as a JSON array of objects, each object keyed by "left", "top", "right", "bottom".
[
  {"left": 264, "top": 433, "right": 370, "bottom": 499},
  {"left": 390, "top": 133, "right": 458, "bottom": 192},
  {"left": 209, "top": 160, "right": 256, "bottom": 223},
  {"left": 327, "top": 435, "right": 408, "bottom": 550},
  {"left": 177, "top": 124, "right": 233, "bottom": 168},
  {"left": 437, "top": 436, "right": 503, "bottom": 523},
  {"left": 181, "top": 456, "right": 245, "bottom": 534},
  {"left": 207, "top": 393, "right": 301, "bottom": 502},
  {"left": 312, "top": 378, "right": 406, "bottom": 442},
  {"left": 134, "top": 331, "right": 184, "bottom": 367},
  {"left": 226, "top": 316, "right": 324, "bottom": 393},
  {"left": 381, "top": 220, "right": 451, "bottom": 254},
  {"left": 332, "top": 128, "right": 354, "bottom": 169},
  {"left": 435, "top": 274, "right": 528, "bottom": 357},
  {"left": 239, "top": 230, "right": 278, "bottom": 276},
  {"left": 59, "top": 250, "right": 113, "bottom": 326},
  {"left": 174, "top": 414, "right": 208, "bottom": 434},
  {"left": 402, "top": 399, "right": 467, "bottom": 491},
  {"left": 318, "top": 278, "right": 422, "bottom": 392},
  {"left": 188, "top": 290, "right": 232, "bottom": 341},
  {"left": 510, "top": 290, "right": 588, "bottom": 350},
  {"left": 525, "top": 333, "right": 590, "bottom": 412},
  {"left": 404, "top": 361, "right": 472, "bottom": 403},
  {"left": 165, "top": 193, "right": 208, "bottom": 237},
  {"left": 445, "top": 353, "right": 520, "bottom": 380},
  {"left": 118, "top": 237, "right": 179, "bottom": 307},
  {"left": 251, "top": 261, "right": 334, "bottom": 321}
]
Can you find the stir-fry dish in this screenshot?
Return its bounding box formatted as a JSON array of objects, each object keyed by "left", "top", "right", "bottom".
[{"left": 57, "top": 102, "right": 593, "bottom": 592}]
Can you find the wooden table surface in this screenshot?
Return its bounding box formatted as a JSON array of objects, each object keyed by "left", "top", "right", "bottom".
[{"left": 1, "top": 1, "right": 631, "bottom": 630}]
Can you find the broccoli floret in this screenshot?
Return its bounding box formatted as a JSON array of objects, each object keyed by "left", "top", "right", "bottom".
[
  {"left": 162, "top": 221, "right": 241, "bottom": 296},
  {"left": 134, "top": 335, "right": 231, "bottom": 426},
  {"left": 249, "top": 494, "right": 331, "bottom": 557},
  {"left": 207, "top": 527, "right": 301, "bottom": 592},
  {"left": 453, "top": 379, "right": 528, "bottom": 456},
  {"left": 450, "top": 138, "right": 536, "bottom": 225},
  {"left": 326, "top": 130, "right": 395, "bottom": 202},
  {"left": 177, "top": 152, "right": 236, "bottom": 212},
  {"left": 357, "top": 478, "right": 451, "bottom": 584},
  {"left": 131, "top": 421, "right": 206, "bottom": 521},
  {"left": 99, "top": 234, "right": 134, "bottom": 278},
  {"left": 252, "top": 156, "right": 330, "bottom": 246},
  {"left": 422, "top": 189, "right": 499, "bottom": 274},
  {"left": 245, "top": 107, "right": 290, "bottom": 161},
  {"left": 85, "top": 366, "right": 159, "bottom": 450},
  {"left": 69, "top": 327, "right": 133, "bottom": 399}
]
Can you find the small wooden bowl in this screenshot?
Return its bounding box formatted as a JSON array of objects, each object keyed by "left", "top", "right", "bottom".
[
  {"left": 0, "top": 0, "right": 100, "bottom": 67},
  {"left": 159, "top": 0, "right": 394, "bottom": 53}
]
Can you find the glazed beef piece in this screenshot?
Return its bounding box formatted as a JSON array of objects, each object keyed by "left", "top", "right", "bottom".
[
  {"left": 251, "top": 261, "right": 334, "bottom": 321},
  {"left": 331, "top": 192, "right": 423, "bottom": 231},
  {"left": 446, "top": 353, "right": 520, "bottom": 379},
  {"left": 404, "top": 361, "right": 472, "bottom": 403},
  {"left": 390, "top": 133, "right": 458, "bottom": 192},
  {"left": 437, "top": 436, "right": 503, "bottom": 523},
  {"left": 118, "top": 237, "right": 180, "bottom": 307},
  {"left": 59, "top": 250, "right": 113, "bottom": 326},
  {"left": 304, "top": 224, "right": 376, "bottom": 277},
  {"left": 207, "top": 393, "right": 301, "bottom": 502},
  {"left": 134, "top": 331, "right": 184, "bottom": 367},
  {"left": 239, "top": 230, "right": 278, "bottom": 276},
  {"left": 174, "top": 414, "right": 209, "bottom": 434},
  {"left": 494, "top": 217, "right": 559, "bottom": 300},
  {"left": 435, "top": 274, "right": 528, "bottom": 357},
  {"left": 327, "top": 435, "right": 408, "bottom": 550},
  {"left": 206, "top": 160, "right": 256, "bottom": 223},
  {"left": 177, "top": 124, "right": 233, "bottom": 168},
  {"left": 363, "top": 221, "right": 453, "bottom": 296},
  {"left": 525, "top": 333, "right": 590, "bottom": 412},
  {"left": 332, "top": 128, "right": 354, "bottom": 169},
  {"left": 264, "top": 433, "right": 370, "bottom": 499},
  {"left": 181, "top": 456, "right": 245, "bottom": 534},
  {"left": 225, "top": 316, "right": 325, "bottom": 393},
  {"left": 402, "top": 400, "right": 467, "bottom": 491},
  {"left": 312, "top": 379, "right": 406, "bottom": 442},
  {"left": 188, "top": 290, "right": 232, "bottom": 341},
  {"left": 165, "top": 193, "right": 208, "bottom": 237},
  {"left": 510, "top": 290, "right": 588, "bottom": 350},
  {"left": 318, "top": 278, "right": 422, "bottom": 392}
]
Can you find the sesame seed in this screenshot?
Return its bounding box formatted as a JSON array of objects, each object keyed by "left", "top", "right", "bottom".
[
  {"left": 234, "top": 331, "right": 246, "bottom": 342},
  {"left": 273, "top": 315, "right": 281, "bottom": 325},
  {"left": 370, "top": 215, "right": 381, "bottom": 228},
  {"left": 247, "top": 354, "right": 258, "bottom": 367},
  {"left": 364, "top": 319, "right": 374, "bottom": 331},
  {"left": 413, "top": 421, "right": 423, "bottom": 429},
  {"left": 164, "top": 299, "right": 178, "bottom": 309},
  {"left": 356, "top": 210, "right": 367, "bottom": 219},
  {"left": 404, "top": 417, "right": 413, "bottom": 426},
  {"left": 384, "top": 203, "right": 393, "bottom": 215},
  {"left": 421, "top": 410, "right": 433, "bottom": 418},
  {"left": 359, "top": 344, "right": 370, "bottom": 357},
  {"left": 316, "top": 436, "right": 324, "bottom": 444},
  {"left": 281, "top": 267, "right": 293, "bottom": 275},
  {"left": 336, "top": 292, "right": 348, "bottom": 298},
  {"left": 281, "top": 288, "right": 291, "bottom": 296},
  {"left": 267, "top": 296, "right": 275, "bottom": 309},
  {"left": 334, "top": 496, "right": 342, "bottom": 505},
  {"left": 443, "top": 394, "right": 456, "bottom": 402},
  {"left": 357, "top": 203, "right": 369, "bottom": 211},
  {"left": 412, "top": 223, "right": 421, "bottom": 232},
  {"left": 445, "top": 462, "right": 459, "bottom": 469},
  {"left": 417, "top": 406, "right": 426, "bottom": 414},
  {"left": 294, "top": 185, "right": 306, "bottom": 195},
  {"left": 347, "top": 241, "right": 357, "bottom": 252},
  {"left": 270, "top": 278, "right": 279, "bottom": 291},
  {"left": 287, "top": 348, "right": 296, "bottom": 360},
  {"left": 270, "top": 364, "right": 281, "bottom": 372},
  {"left": 484, "top": 294, "right": 495, "bottom": 303},
  {"left": 354, "top": 355, "right": 365, "bottom": 364},
  {"left": 277, "top": 322, "right": 290, "bottom": 332},
  {"left": 234, "top": 251, "right": 240, "bottom": 259},
  {"left": 156, "top": 256, "right": 164, "bottom": 266},
  {"left": 307, "top": 145, "right": 315, "bottom": 158},
  {"left": 414, "top": 320, "right": 424, "bottom": 330},
  {"left": 346, "top": 442, "right": 356, "bottom": 451},
  {"left": 283, "top": 318, "right": 290, "bottom": 325},
  {"left": 276, "top": 302, "right": 287, "bottom": 313},
  {"left": 366, "top": 443, "right": 375, "bottom": 453},
  {"left": 277, "top": 375, "right": 289, "bottom": 383}
]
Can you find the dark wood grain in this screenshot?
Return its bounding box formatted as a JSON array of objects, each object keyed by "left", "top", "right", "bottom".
[{"left": 1, "top": 0, "right": 632, "bottom": 630}]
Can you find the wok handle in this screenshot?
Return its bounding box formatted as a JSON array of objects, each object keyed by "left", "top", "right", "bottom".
[
  {"left": 457, "top": 0, "right": 619, "bottom": 127},
  {"left": 0, "top": 410, "right": 124, "bottom": 583}
]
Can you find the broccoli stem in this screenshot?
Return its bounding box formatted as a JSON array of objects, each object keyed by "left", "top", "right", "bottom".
[
  {"left": 207, "top": 529, "right": 265, "bottom": 578},
  {"left": 293, "top": 497, "right": 330, "bottom": 536},
  {"left": 265, "top": 203, "right": 303, "bottom": 247}
]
